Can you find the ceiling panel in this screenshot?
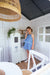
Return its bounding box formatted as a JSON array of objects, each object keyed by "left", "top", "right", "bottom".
[
  {"left": 20, "top": 0, "right": 50, "bottom": 20},
  {"left": 32, "top": 0, "right": 50, "bottom": 13}
]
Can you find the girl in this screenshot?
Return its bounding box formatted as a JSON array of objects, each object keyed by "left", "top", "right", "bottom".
[{"left": 24, "top": 26, "right": 34, "bottom": 61}]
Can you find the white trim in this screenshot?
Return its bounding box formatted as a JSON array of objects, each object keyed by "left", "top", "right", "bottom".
[
  {"left": 38, "top": 34, "right": 50, "bottom": 35},
  {"left": 43, "top": 27, "right": 45, "bottom": 42}
]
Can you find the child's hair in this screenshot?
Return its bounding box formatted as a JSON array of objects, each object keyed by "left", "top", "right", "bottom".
[{"left": 26, "top": 26, "right": 33, "bottom": 32}]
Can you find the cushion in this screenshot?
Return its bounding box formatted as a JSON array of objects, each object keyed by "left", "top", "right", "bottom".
[
  {"left": 0, "top": 70, "right": 5, "bottom": 75},
  {"left": 22, "top": 70, "right": 32, "bottom": 75}
]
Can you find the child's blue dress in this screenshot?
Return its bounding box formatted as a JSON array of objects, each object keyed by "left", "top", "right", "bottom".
[{"left": 24, "top": 34, "right": 33, "bottom": 50}]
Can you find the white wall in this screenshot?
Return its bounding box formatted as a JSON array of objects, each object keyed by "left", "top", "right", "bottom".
[
  {"left": 0, "top": 15, "right": 31, "bottom": 61},
  {"left": 31, "top": 13, "right": 50, "bottom": 62},
  {"left": 0, "top": 13, "right": 50, "bottom": 62}
]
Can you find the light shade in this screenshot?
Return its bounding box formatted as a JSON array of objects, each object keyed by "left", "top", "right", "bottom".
[{"left": 0, "top": 0, "right": 21, "bottom": 22}]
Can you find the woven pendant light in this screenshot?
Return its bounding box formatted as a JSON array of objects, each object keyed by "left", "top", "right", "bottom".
[{"left": 0, "top": 0, "right": 21, "bottom": 22}]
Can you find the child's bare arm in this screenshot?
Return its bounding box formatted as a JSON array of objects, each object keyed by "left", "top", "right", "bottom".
[
  {"left": 25, "top": 31, "right": 27, "bottom": 39},
  {"left": 31, "top": 34, "right": 34, "bottom": 50}
]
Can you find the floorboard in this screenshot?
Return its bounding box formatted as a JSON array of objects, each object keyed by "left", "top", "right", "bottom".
[{"left": 16, "top": 58, "right": 40, "bottom": 69}]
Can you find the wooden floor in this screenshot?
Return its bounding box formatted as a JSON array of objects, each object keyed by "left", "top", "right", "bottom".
[{"left": 16, "top": 58, "right": 40, "bottom": 69}]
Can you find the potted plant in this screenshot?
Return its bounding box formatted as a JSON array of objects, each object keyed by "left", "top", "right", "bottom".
[{"left": 7, "top": 27, "right": 16, "bottom": 38}]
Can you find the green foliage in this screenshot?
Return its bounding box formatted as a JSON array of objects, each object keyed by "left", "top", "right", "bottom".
[{"left": 8, "top": 28, "right": 16, "bottom": 38}]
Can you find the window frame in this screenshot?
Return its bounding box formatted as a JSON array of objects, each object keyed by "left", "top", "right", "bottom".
[{"left": 38, "top": 26, "right": 50, "bottom": 43}]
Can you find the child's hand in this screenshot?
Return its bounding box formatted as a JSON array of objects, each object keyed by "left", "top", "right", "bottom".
[{"left": 25, "top": 31, "right": 28, "bottom": 39}]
